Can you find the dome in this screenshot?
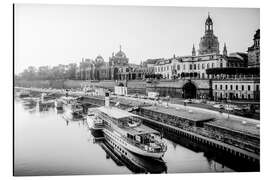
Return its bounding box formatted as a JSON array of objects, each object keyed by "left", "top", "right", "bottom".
[
  {"left": 115, "top": 50, "right": 126, "bottom": 58},
  {"left": 95, "top": 55, "right": 104, "bottom": 62}
]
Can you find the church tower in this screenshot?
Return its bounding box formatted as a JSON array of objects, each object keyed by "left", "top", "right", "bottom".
[
  {"left": 223, "top": 43, "right": 227, "bottom": 56},
  {"left": 192, "top": 44, "right": 196, "bottom": 56},
  {"left": 198, "top": 13, "right": 220, "bottom": 55},
  {"left": 205, "top": 13, "right": 213, "bottom": 34}
]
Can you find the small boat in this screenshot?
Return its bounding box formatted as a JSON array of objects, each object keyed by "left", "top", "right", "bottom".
[
  {"left": 41, "top": 93, "right": 56, "bottom": 101},
  {"left": 60, "top": 96, "right": 77, "bottom": 104},
  {"left": 71, "top": 103, "right": 84, "bottom": 117},
  {"left": 18, "top": 91, "right": 30, "bottom": 98},
  {"left": 87, "top": 93, "right": 167, "bottom": 159},
  {"left": 55, "top": 99, "right": 64, "bottom": 110}
]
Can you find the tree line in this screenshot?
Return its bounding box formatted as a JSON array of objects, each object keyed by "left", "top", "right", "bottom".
[{"left": 16, "top": 63, "right": 78, "bottom": 81}]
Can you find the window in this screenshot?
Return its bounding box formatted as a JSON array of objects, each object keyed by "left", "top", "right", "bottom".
[
  {"left": 220, "top": 63, "right": 223, "bottom": 68},
  {"left": 202, "top": 73, "right": 205, "bottom": 79},
  {"left": 230, "top": 85, "right": 233, "bottom": 90},
  {"left": 177, "top": 65, "right": 180, "bottom": 70},
  {"left": 248, "top": 85, "right": 251, "bottom": 91},
  {"left": 212, "top": 63, "right": 214, "bottom": 68},
  {"left": 183, "top": 64, "right": 185, "bottom": 70},
  {"left": 194, "top": 64, "right": 196, "bottom": 70},
  {"left": 225, "top": 85, "right": 228, "bottom": 90},
  {"left": 190, "top": 64, "right": 192, "bottom": 70},
  {"left": 236, "top": 85, "right": 238, "bottom": 90},
  {"left": 215, "top": 85, "right": 217, "bottom": 89},
  {"left": 242, "top": 85, "right": 244, "bottom": 91},
  {"left": 207, "top": 63, "right": 209, "bottom": 69},
  {"left": 256, "top": 85, "right": 259, "bottom": 91},
  {"left": 220, "top": 85, "right": 222, "bottom": 90},
  {"left": 202, "top": 64, "right": 205, "bottom": 69},
  {"left": 198, "top": 64, "right": 200, "bottom": 70}
]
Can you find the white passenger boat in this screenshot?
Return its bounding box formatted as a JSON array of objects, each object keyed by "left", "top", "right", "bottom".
[{"left": 87, "top": 93, "right": 167, "bottom": 159}]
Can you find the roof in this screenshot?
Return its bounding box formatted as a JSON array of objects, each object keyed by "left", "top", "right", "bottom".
[
  {"left": 97, "top": 106, "right": 138, "bottom": 119},
  {"left": 206, "top": 67, "right": 260, "bottom": 75},
  {"left": 143, "top": 106, "right": 214, "bottom": 122},
  {"left": 120, "top": 123, "right": 159, "bottom": 136},
  {"left": 206, "top": 119, "right": 259, "bottom": 137}
]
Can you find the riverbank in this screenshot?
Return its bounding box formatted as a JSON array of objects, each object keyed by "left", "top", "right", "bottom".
[{"left": 15, "top": 86, "right": 260, "bottom": 162}]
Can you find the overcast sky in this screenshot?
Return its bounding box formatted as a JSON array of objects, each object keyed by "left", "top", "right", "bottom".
[{"left": 15, "top": 4, "right": 259, "bottom": 74}]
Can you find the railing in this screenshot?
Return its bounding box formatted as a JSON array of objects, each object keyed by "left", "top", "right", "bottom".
[{"left": 121, "top": 134, "right": 166, "bottom": 153}]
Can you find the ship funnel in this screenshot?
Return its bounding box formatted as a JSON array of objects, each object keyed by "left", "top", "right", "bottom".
[{"left": 105, "top": 92, "right": 110, "bottom": 107}]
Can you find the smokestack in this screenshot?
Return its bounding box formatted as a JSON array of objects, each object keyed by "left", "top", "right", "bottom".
[{"left": 105, "top": 92, "right": 110, "bottom": 107}]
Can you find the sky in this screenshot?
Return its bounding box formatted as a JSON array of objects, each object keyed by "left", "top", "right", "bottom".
[{"left": 14, "top": 4, "right": 259, "bottom": 74}]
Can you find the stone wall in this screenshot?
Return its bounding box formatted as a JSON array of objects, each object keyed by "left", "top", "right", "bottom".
[
  {"left": 146, "top": 79, "right": 211, "bottom": 98},
  {"left": 203, "top": 123, "right": 259, "bottom": 154},
  {"left": 137, "top": 106, "right": 259, "bottom": 154}
]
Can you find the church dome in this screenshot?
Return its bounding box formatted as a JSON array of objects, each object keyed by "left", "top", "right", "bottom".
[
  {"left": 115, "top": 50, "right": 126, "bottom": 58},
  {"left": 198, "top": 14, "right": 220, "bottom": 55},
  {"left": 95, "top": 55, "right": 104, "bottom": 62}
]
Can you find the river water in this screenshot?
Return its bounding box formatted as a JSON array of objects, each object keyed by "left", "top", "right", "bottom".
[{"left": 14, "top": 97, "right": 234, "bottom": 176}]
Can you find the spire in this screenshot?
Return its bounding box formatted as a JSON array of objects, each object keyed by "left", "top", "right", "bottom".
[
  {"left": 205, "top": 13, "right": 213, "bottom": 33},
  {"left": 192, "top": 44, "right": 196, "bottom": 56},
  {"left": 223, "top": 43, "right": 227, "bottom": 56}
]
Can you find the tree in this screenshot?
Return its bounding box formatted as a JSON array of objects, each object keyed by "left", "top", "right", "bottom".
[
  {"left": 19, "top": 66, "right": 37, "bottom": 80},
  {"left": 65, "top": 63, "right": 77, "bottom": 80},
  {"left": 37, "top": 66, "right": 50, "bottom": 80}
]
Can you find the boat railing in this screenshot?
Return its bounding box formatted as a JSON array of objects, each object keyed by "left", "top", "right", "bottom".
[{"left": 121, "top": 135, "right": 166, "bottom": 153}]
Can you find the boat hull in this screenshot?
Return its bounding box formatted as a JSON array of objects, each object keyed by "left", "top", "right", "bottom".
[{"left": 103, "top": 128, "right": 165, "bottom": 159}]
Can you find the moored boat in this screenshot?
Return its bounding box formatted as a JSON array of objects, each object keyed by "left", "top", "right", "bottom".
[
  {"left": 87, "top": 93, "right": 167, "bottom": 159},
  {"left": 55, "top": 99, "right": 64, "bottom": 110},
  {"left": 18, "top": 91, "right": 30, "bottom": 98}
]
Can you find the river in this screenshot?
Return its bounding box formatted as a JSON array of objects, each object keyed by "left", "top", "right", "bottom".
[{"left": 14, "top": 97, "right": 234, "bottom": 176}]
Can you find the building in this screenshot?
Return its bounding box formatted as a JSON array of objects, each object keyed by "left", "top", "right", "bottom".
[
  {"left": 207, "top": 67, "right": 260, "bottom": 101},
  {"left": 248, "top": 29, "right": 260, "bottom": 67},
  {"left": 153, "top": 14, "right": 247, "bottom": 80},
  {"left": 198, "top": 14, "right": 220, "bottom": 55},
  {"left": 147, "top": 14, "right": 258, "bottom": 100}
]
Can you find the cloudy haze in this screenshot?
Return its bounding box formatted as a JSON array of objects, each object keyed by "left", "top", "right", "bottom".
[{"left": 15, "top": 4, "right": 259, "bottom": 74}]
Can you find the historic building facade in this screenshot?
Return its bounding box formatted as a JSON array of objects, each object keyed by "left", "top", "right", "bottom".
[
  {"left": 75, "top": 46, "right": 148, "bottom": 81},
  {"left": 153, "top": 14, "right": 247, "bottom": 81},
  {"left": 248, "top": 29, "right": 260, "bottom": 67},
  {"left": 148, "top": 14, "right": 259, "bottom": 100}
]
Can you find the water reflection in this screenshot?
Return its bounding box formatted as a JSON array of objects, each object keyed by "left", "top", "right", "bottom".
[
  {"left": 15, "top": 95, "right": 235, "bottom": 176},
  {"left": 90, "top": 130, "right": 167, "bottom": 174}
]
